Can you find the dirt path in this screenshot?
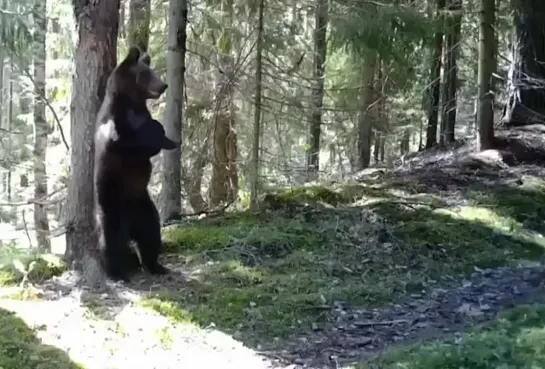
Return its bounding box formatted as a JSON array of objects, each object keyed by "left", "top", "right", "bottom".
[
  {"left": 0, "top": 275, "right": 287, "bottom": 369},
  {"left": 265, "top": 263, "right": 545, "bottom": 368}
]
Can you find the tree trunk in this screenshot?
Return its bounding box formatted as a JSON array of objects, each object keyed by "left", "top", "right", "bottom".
[
  {"left": 440, "top": 0, "right": 462, "bottom": 145},
  {"left": 128, "top": 0, "right": 150, "bottom": 51},
  {"left": 249, "top": 0, "right": 264, "bottom": 211},
  {"left": 357, "top": 51, "right": 376, "bottom": 170},
  {"left": 425, "top": 0, "right": 445, "bottom": 149},
  {"left": 400, "top": 128, "right": 410, "bottom": 154},
  {"left": 306, "top": 0, "right": 328, "bottom": 181},
  {"left": 65, "top": 0, "right": 120, "bottom": 276},
  {"left": 209, "top": 0, "right": 238, "bottom": 207},
  {"left": 161, "top": 0, "right": 187, "bottom": 221},
  {"left": 373, "top": 61, "right": 383, "bottom": 163},
  {"left": 33, "top": 0, "right": 51, "bottom": 251},
  {"left": 7, "top": 62, "right": 13, "bottom": 201},
  {"left": 184, "top": 142, "right": 208, "bottom": 213},
  {"left": 0, "top": 51, "right": 3, "bottom": 130},
  {"left": 477, "top": 0, "right": 495, "bottom": 150},
  {"left": 502, "top": 0, "right": 545, "bottom": 126}
]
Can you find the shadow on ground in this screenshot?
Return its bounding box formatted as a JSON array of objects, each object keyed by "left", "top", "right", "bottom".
[
  {"left": 83, "top": 173, "right": 545, "bottom": 368},
  {"left": 0, "top": 307, "right": 83, "bottom": 369},
  {"left": 6, "top": 155, "right": 545, "bottom": 368}
]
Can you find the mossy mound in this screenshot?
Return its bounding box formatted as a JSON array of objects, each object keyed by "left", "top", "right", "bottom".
[{"left": 0, "top": 308, "right": 84, "bottom": 369}]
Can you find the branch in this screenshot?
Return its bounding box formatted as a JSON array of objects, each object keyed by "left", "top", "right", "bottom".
[
  {"left": 0, "top": 187, "right": 66, "bottom": 207},
  {"left": 162, "top": 199, "right": 235, "bottom": 226},
  {"left": 13, "top": 61, "right": 70, "bottom": 151}
]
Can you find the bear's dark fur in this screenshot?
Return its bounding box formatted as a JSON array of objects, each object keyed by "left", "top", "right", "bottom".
[{"left": 94, "top": 46, "right": 177, "bottom": 282}]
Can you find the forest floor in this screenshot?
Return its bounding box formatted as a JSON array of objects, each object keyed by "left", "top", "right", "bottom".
[{"left": 2, "top": 126, "right": 545, "bottom": 368}]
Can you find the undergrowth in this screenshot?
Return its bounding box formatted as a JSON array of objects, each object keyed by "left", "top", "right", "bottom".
[
  {"left": 143, "top": 179, "right": 545, "bottom": 344},
  {"left": 0, "top": 249, "right": 66, "bottom": 287}
]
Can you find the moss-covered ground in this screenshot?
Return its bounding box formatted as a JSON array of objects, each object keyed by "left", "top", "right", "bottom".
[
  {"left": 359, "top": 303, "right": 545, "bottom": 369},
  {"left": 0, "top": 307, "right": 84, "bottom": 369},
  {"left": 142, "top": 178, "right": 545, "bottom": 345}
]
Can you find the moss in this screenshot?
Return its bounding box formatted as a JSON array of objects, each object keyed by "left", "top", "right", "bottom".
[
  {"left": 0, "top": 253, "right": 66, "bottom": 286},
  {"left": 163, "top": 216, "right": 322, "bottom": 256},
  {"left": 0, "top": 308, "right": 85, "bottom": 369},
  {"left": 146, "top": 180, "right": 545, "bottom": 346},
  {"left": 360, "top": 303, "right": 545, "bottom": 369}
]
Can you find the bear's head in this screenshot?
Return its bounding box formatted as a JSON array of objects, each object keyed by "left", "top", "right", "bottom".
[{"left": 107, "top": 46, "right": 168, "bottom": 104}]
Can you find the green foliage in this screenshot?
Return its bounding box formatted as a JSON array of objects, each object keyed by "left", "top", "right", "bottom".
[
  {"left": 0, "top": 0, "right": 33, "bottom": 57},
  {"left": 0, "top": 308, "right": 85, "bottom": 369},
  {"left": 0, "top": 249, "right": 66, "bottom": 286},
  {"left": 329, "top": 0, "right": 431, "bottom": 61},
  {"left": 361, "top": 304, "right": 545, "bottom": 369}
]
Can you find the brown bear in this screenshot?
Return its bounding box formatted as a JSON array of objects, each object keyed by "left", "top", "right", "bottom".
[{"left": 94, "top": 46, "right": 177, "bottom": 282}]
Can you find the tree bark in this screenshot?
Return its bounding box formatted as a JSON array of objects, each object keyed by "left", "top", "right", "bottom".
[
  {"left": 440, "top": 0, "right": 462, "bottom": 145},
  {"left": 502, "top": 0, "right": 545, "bottom": 126},
  {"left": 33, "top": 0, "right": 51, "bottom": 251},
  {"left": 249, "top": 0, "right": 264, "bottom": 211},
  {"left": 128, "top": 0, "right": 151, "bottom": 51},
  {"left": 65, "top": 0, "right": 120, "bottom": 275},
  {"left": 357, "top": 51, "right": 376, "bottom": 170},
  {"left": 306, "top": 0, "right": 328, "bottom": 180},
  {"left": 209, "top": 0, "right": 238, "bottom": 207},
  {"left": 425, "top": 0, "right": 445, "bottom": 149},
  {"left": 7, "top": 62, "right": 13, "bottom": 201},
  {"left": 477, "top": 0, "right": 495, "bottom": 150},
  {"left": 161, "top": 0, "right": 187, "bottom": 221}
]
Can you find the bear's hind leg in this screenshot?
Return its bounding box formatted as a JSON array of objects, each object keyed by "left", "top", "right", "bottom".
[
  {"left": 129, "top": 195, "right": 170, "bottom": 275},
  {"left": 98, "top": 209, "right": 133, "bottom": 282}
]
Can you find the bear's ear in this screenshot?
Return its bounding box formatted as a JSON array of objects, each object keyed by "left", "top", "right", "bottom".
[
  {"left": 122, "top": 46, "right": 141, "bottom": 65},
  {"left": 139, "top": 52, "right": 151, "bottom": 66}
]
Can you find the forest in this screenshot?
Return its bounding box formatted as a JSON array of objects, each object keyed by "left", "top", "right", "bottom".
[{"left": 0, "top": 0, "right": 545, "bottom": 367}]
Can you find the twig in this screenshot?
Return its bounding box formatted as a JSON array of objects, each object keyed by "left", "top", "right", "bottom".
[
  {"left": 13, "top": 62, "right": 70, "bottom": 151},
  {"left": 354, "top": 319, "right": 409, "bottom": 328},
  {"left": 0, "top": 186, "right": 66, "bottom": 207},
  {"left": 162, "top": 199, "right": 235, "bottom": 226},
  {"left": 21, "top": 209, "right": 33, "bottom": 249}
]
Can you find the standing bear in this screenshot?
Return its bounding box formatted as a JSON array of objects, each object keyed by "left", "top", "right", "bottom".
[{"left": 94, "top": 46, "right": 178, "bottom": 282}]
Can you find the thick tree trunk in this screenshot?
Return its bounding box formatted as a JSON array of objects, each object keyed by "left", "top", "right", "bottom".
[
  {"left": 33, "top": 0, "right": 51, "bottom": 251},
  {"left": 249, "top": 0, "right": 264, "bottom": 211},
  {"left": 128, "top": 0, "right": 151, "bottom": 51},
  {"left": 306, "top": 0, "right": 328, "bottom": 180},
  {"left": 477, "top": 0, "right": 495, "bottom": 150},
  {"left": 357, "top": 51, "right": 376, "bottom": 170},
  {"left": 440, "top": 0, "right": 462, "bottom": 145},
  {"left": 425, "top": 0, "right": 445, "bottom": 149},
  {"left": 65, "top": 0, "right": 120, "bottom": 276},
  {"left": 161, "top": 0, "right": 187, "bottom": 221},
  {"left": 502, "top": 0, "right": 545, "bottom": 126},
  {"left": 209, "top": 0, "right": 238, "bottom": 207}
]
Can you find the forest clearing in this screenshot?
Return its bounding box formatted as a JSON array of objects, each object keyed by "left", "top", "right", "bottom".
[{"left": 1, "top": 0, "right": 545, "bottom": 367}]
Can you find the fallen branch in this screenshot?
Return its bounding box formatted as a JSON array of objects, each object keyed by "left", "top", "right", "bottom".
[
  {"left": 162, "top": 199, "right": 235, "bottom": 226},
  {"left": 354, "top": 319, "right": 409, "bottom": 328}
]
